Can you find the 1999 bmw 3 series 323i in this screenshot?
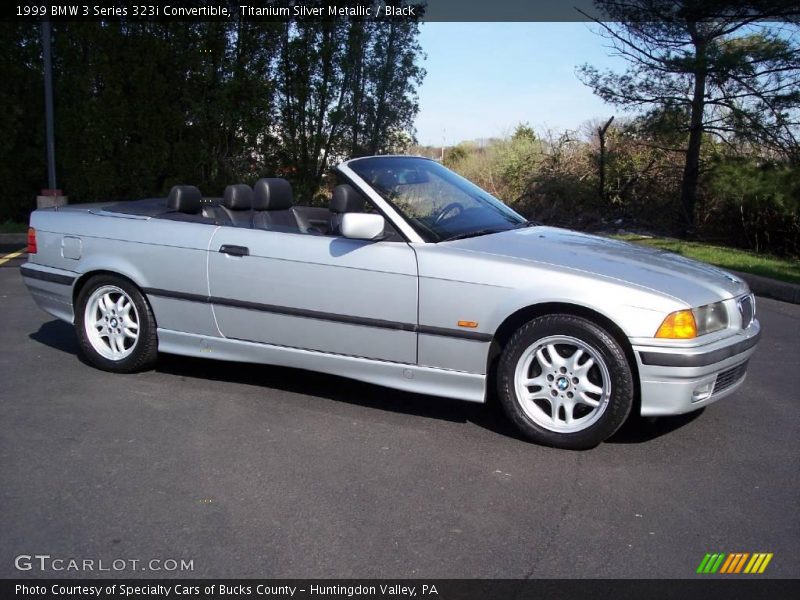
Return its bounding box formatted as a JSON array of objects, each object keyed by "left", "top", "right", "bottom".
[{"left": 22, "top": 156, "right": 761, "bottom": 449}]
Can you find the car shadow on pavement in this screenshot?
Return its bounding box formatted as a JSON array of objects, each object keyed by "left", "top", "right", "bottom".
[
  {"left": 154, "top": 352, "right": 526, "bottom": 441},
  {"left": 29, "top": 319, "right": 80, "bottom": 356},
  {"left": 29, "top": 319, "right": 703, "bottom": 446},
  {"left": 29, "top": 320, "right": 523, "bottom": 440},
  {"left": 607, "top": 409, "right": 705, "bottom": 444},
  {"left": 157, "top": 353, "right": 709, "bottom": 446}
]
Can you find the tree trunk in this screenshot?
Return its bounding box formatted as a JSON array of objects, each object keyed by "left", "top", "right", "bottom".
[
  {"left": 680, "top": 30, "right": 707, "bottom": 233},
  {"left": 597, "top": 116, "right": 614, "bottom": 204}
]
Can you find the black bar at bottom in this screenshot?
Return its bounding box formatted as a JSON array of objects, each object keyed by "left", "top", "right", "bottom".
[{"left": 3, "top": 579, "right": 799, "bottom": 600}]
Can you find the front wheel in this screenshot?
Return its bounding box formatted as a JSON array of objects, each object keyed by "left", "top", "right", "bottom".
[
  {"left": 497, "top": 314, "right": 634, "bottom": 449},
  {"left": 75, "top": 274, "right": 158, "bottom": 373}
]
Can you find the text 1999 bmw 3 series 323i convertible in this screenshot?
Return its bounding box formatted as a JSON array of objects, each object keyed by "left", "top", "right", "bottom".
[{"left": 22, "top": 156, "right": 760, "bottom": 449}]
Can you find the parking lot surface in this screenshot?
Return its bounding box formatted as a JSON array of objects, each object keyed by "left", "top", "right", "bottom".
[{"left": 1, "top": 254, "right": 798, "bottom": 578}]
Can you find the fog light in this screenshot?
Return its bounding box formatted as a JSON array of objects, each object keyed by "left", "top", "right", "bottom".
[{"left": 692, "top": 380, "right": 714, "bottom": 403}]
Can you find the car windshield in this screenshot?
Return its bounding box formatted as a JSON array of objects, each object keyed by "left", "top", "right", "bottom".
[{"left": 346, "top": 157, "right": 526, "bottom": 242}]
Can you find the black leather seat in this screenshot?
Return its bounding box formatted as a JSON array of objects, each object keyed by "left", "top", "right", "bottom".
[
  {"left": 167, "top": 185, "right": 202, "bottom": 213},
  {"left": 252, "top": 178, "right": 311, "bottom": 233},
  {"left": 161, "top": 185, "right": 224, "bottom": 223},
  {"left": 328, "top": 184, "right": 366, "bottom": 235},
  {"left": 221, "top": 184, "right": 253, "bottom": 227}
]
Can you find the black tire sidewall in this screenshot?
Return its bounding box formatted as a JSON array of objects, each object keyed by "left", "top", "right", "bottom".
[
  {"left": 497, "top": 315, "right": 634, "bottom": 450},
  {"left": 75, "top": 275, "right": 158, "bottom": 373}
]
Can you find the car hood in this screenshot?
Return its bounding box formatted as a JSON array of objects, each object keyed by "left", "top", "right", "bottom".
[{"left": 449, "top": 226, "right": 748, "bottom": 307}]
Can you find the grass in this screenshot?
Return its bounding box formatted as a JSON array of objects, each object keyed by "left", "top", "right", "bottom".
[
  {"left": 0, "top": 221, "right": 27, "bottom": 234},
  {"left": 612, "top": 234, "right": 800, "bottom": 286}
]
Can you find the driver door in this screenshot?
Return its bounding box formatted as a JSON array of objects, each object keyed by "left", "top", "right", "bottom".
[{"left": 206, "top": 226, "right": 418, "bottom": 364}]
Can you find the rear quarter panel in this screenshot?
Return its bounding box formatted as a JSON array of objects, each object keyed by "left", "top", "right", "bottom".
[{"left": 28, "top": 208, "right": 218, "bottom": 335}]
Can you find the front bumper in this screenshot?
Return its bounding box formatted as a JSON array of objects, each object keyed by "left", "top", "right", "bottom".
[{"left": 633, "top": 320, "right": 761, "bottom": 416}]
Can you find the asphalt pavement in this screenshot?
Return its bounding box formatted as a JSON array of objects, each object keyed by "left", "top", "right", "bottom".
[{"left": 1, "top": 253, "right": 798, "bottom": 578}]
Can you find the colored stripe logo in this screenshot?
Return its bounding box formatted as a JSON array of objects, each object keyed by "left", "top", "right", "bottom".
[{"left": 697, "top": 552, "right": 773, "bottom": 574}]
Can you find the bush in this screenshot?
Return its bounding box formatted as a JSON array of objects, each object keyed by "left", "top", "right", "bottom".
[
  {"left": 701, "top": 158, "right": 800, "bottom": 257},
  {"left": 442, "top": 123, "right": 799, "bottom": 258}
]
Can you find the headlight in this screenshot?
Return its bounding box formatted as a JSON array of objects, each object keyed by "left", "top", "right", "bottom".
[
  {"left": 693, "top": 301, "right": 729, "bottom": 335},
  {"left": 655, "top": 302, "right": 728, "bottom": 339}
]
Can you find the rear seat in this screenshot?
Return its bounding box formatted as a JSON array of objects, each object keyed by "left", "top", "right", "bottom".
[
  {"left": 160, "top": 185, "right": 226, "bottom": 224},
  {"left": 252, "top": 178, "right": 314, "bottom": 233},
  {"left": 161, "top": 182, "right": 324, "bottom": 233},
  {"left": 221, "top": 184, "right": 253, "bottom": 227}
]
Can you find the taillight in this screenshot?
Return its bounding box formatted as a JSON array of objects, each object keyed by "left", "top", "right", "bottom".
[{"left": 27, "top": 227, "right": 37, "bottom": 254}]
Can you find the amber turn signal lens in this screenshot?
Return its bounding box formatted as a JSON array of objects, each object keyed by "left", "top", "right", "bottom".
[
  {"left": 27, "top": 227, "right": 37, "bottom": 254},
  {"left": 655, "top": 310, "right": 697, "bottom": 339},
  {"left": 457, "top": 320, "right": 478, "bottom": 328}
]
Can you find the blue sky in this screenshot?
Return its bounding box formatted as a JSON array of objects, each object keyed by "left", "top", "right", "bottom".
[{"left": 414, "top": 23, "right": 628, "bottom": 146}]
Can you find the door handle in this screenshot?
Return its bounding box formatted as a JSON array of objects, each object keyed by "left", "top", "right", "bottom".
[{"left": 219, "top": 245, "right": 249, "bottom": 257}]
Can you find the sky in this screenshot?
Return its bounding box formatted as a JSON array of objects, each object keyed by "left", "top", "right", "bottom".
[{"left": 414, "top": 22, "right": 629, "bottom": 146}]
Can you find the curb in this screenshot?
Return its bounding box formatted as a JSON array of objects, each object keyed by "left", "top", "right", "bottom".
[{"left": 731, "top": 270, "right": 800, "bottom": 305}]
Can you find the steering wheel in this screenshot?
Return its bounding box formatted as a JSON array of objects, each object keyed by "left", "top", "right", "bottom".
[{"left": 433, "top": 202, "right": 464, "bottom": 224}]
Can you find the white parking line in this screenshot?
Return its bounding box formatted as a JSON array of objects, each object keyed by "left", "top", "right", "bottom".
[{"left": 0, "top": 248, "right": 26, "bottom": 266}]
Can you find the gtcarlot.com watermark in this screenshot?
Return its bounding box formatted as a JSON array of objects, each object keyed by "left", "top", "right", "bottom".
[{"left": 14, "top": 554, "right": 194, "bottom": 573}]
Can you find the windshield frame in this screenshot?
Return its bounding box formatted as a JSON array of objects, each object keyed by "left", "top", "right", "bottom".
[{"left": 338, "top": 156, "right": 526, "bottom": 243}]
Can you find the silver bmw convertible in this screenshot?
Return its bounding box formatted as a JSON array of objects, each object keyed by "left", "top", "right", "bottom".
[{"left": 22, "top": 156, "right": 760, "bottom": 449}]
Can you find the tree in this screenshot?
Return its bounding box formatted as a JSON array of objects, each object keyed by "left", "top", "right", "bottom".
[
  {"left": 42, "top": 11, "right": 286, "bottom": 202},
  {"left": 360, "top": 19, "right": 425, "bottom": 156},
  {"left": 578, "top": 0, "right": 800, "bottom": 230},
  {"left": 275, "top": 12, "right": 425, "bottom": 199},
  {"left": 0, "top": 12, "right": 425, "bottom": 220},
  {"left": 511, "top": 122, "right": 537, "bottom": 143},
  {"left": 0, "top": 23, "right": 44, "bottom": 220}
]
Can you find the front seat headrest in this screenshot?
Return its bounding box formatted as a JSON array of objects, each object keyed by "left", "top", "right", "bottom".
[
  {"left": 167, "top": 185, "right": 202, "bottom": 213},
  {"left": 330, "top": 184, "right": 366, "bottom": 214},
  {"left": 223, "top": 184, "right": 253, "bottom": 210},
  {"left": 253, "top": 178, "right": 293, "bottom": 211}
]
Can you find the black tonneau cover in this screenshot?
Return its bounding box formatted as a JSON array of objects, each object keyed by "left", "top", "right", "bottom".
[{"left": 101, "top": 197, "right": 169, "bottom": 217}]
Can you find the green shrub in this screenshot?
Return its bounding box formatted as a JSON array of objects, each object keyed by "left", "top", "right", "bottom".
[
  {"left": 443, "top": 124, "right": 798, "bottom": 258},
  {"left": 701, "top": 158, "right": 799, "bottom": 257}
]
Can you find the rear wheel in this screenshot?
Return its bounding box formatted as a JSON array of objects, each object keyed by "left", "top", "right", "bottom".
[
  {"left": 497, "top": 314, "right": 634, "bottom": 449},
  {"left": 75, "top": 275, "right": 158, "bottom": 373}
]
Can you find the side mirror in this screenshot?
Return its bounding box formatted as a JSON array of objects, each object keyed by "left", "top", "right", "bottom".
[{"left": 340, "top": 213, "right": 385, "bottom": 241}]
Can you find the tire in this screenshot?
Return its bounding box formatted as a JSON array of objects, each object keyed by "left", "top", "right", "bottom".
[
  {"left": 497, "top": 314, "right": 634, "bottom": 450},
  {"left": 75, "top": 274, "right": 158, "bottom": 373}
]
